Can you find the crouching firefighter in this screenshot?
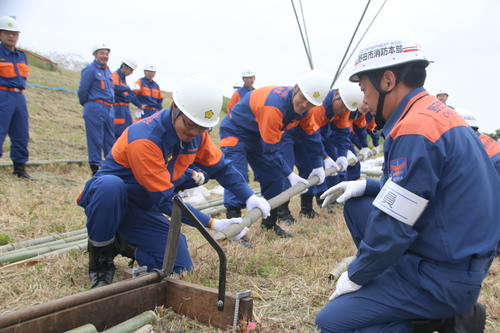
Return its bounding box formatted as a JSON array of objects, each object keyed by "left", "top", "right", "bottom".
[
  {"left": 315, "top": 26, "right": 500, "bottom": 333},
  {"left": 77, "top": 74, "right": 270, "bottom": 288}
]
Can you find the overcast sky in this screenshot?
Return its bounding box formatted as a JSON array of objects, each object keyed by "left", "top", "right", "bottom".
[{"left": 2, "top": 0, "right": 499, "bottom": 133}]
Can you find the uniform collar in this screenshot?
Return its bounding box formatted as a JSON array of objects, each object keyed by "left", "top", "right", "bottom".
[
  {"left": 92, "top": 59, "right": 108, "bottom": 69},
  {"left": 382, "top": 87, "right": 426, "bottom": 137},
  {"left": 0, "top": 43, "right": 17, "bottom": 55}
]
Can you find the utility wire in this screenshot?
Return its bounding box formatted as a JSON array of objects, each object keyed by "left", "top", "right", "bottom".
[
  {"left": 332, "top": 0, "right": 389, "bottom": 87},
  {"left": 331, "top": 0, "right": 372, "bottom": 88},
  {"left": 337, "top": 0, "right": 388, "bottom": 82},
  {"left": 291, "top": 0, "right": 314, "bottom": 69},
  {"left": 299, "top": 0, "right": 313, "bottom": 69}
]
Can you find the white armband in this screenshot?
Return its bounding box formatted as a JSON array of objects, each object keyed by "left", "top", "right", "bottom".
[{"left": 372, "top": 179, "right": 428, "bottom": 226}]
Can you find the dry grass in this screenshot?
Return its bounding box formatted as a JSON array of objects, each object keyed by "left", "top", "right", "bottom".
[{"left": 0, "top": 64, "right": 499, "bottom": 333}]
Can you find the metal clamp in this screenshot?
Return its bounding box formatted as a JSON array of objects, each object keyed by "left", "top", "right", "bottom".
[{"left": 233, "top": 290, "right": 252, "bottom": 331}]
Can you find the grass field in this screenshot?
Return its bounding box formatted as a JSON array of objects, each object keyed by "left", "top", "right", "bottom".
[{"left": 0, "top": 62, "right": 499, "bottom": 332}]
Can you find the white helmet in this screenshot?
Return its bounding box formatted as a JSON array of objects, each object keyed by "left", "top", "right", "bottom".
[
  {"left": 144, "top": 63, "right": 157, "bottom": 72},
  {"left": 233, "top": 81, "right": 242, "bottom": 88},
  {"left": 338, "top": 82, "right": 364, "bottom": 111},
  {"left": 436, "top": 89, "right": 448, "bottom": 96},
  {"left": 241, "top": 66, "right": 255, "bottom": 77},
  {"left": 297, "top": 69, "right": 330, "bottom": 106},
  {"left": 92, "top": 42, "right": 110, "bottom": 55},
  {"left": 0, "top": 16, "right": 20, "bottom": 32},
  {"left": 122, "top": 56, "right": 137, "bottom": 70},
  {"left": 173, "top": 74, "right": 223, "bottom": 128},
  {"left": 350, "top": 27, "right": 429, "bottom": 82},
  {"left": 455, "top": 108, "right": 479, "bottom": 129}
]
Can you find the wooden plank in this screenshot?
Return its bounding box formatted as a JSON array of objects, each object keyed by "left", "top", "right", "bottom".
[
  {"left": 164, "top": 278, "right": 253, "bottom": 330},
  {"left": 0, "top": 278, "right": 252, "bottom": 333}
]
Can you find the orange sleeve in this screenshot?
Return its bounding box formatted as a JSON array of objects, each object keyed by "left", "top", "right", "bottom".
[
  {"left": 227, "top": 92, "right": 241, "bottom": 113},
  {"left": 195, "top": 132, "right": 224, "bottom": 166},
  {"left": 113, "top": 137, "right": 173, "bottom": 193},
  {"left": 111, "top": 72, "right": 120, "bottom": 85},
  {"left": 480, "top": 135, "right": 500, "bottom": 158},
  {"left": 332, "top": 111, "right": 351, "bottom": 129},
  {"left": 366, "top": 116, "right": 377, "bottom": 131},
  {"left": 299, "top": 107, "right": 323, "bottom": 134},
  {"left": 254, "top": 105, "right": 285, "bottom": 145},
  {"left": 352, "top": 113, "right": 367, "bottom": 128}
]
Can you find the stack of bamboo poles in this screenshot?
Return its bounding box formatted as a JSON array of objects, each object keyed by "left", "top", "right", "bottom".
[
  {"left": 62, "top": 310, "right": 158, "bottom": 333},
  {"left": 0, "top": 189, "right": 261, "bottom": 270}
]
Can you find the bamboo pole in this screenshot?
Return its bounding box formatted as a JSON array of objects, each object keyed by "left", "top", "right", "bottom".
[
  {"left": 212, "top": 166, "right": 341, "bottom": 241},
  {"left": 62, "top": 323, "right": 98, "bottom": 333},
  {"left": 101, "top": 310, "right": 158, "bottom": 333},
  {"left": 0, "top": 233, "right": 88, "bottom": 257},
  {"left": 327, "top": 256, "right": 355, "bottom": 282},
  {"left": 0, "top": 229, "right": 87, "bottom": 252},
  {"left": 0, "top": 239, "right": 88, "bottom": 265}
]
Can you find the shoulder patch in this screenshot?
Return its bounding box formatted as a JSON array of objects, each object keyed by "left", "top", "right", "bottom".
[{"left": 390, "top": 157, "right": 407, "bottom": 181}]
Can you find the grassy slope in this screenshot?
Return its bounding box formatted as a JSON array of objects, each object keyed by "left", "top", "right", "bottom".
[{"left": 0, "top": 64, "right": 499, "bottom": 332}]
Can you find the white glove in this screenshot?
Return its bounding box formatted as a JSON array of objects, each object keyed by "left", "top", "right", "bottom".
[
  {"left": 287, "top": 172, "right": 308, "bottom": 187},
  {"left": 128, "top": 83, "right": 140, "bottom": 91},
  {"left": 320, "top": 179, "right": 367, "bottom": 206},
  {"left": 346, "top": 150, "right": 358, "bottom": 166},
  {"left": 308, "top": 167, "right": 325, "bottom": 185},
  {"left": 232, "top": 227, "right": 249, "bottom": 240},
  {"left": 335, "top": 156, "right": 348, "bottom": 172},
  {"left": 324, "top": 157, "right": 339, "bottom": 174},
  {"left": 357, "top": 147, "right": 372, "bottom": 162},
  {"left": 210, "top": 217, "right": 243, "bottom": 232},
  {"left": 329, "top": 271, "right": 362, "bottom": 301},
  {"left": 191, "top": 171, "right": 205, "bottom": 186},
  {"left": 246, "top": 194, "right": 270, "bottom": 218},
  {"left": 135, "top": 109, "right": 144, "bottom": 119},
  {"left": 372, "top": 146, "right": 381, "bottom": 156}
]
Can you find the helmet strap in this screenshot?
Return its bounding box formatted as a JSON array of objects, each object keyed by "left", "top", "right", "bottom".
[{"left": 366, "top": 63, "right": 414, "bottom": 130}]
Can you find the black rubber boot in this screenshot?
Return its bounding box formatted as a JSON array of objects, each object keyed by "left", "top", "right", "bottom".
[
  {"left": 12, "top": 162, "right": 36, "bottom": 181},
  {"left": 440, "top": 302, "right": 486, "bottom": 333},
  {"left": 226, "top": 208, "right": 253, "bottom": 248},
  {"left": 276, "top": 201, "right": 297, "bottom": 225},
  {"left": 226, "top": 207, "right": 241, "bottom": 219},
  {"left": 410, "top": 319, "right": 446, "bottom": 332},
  {"left": 316, "top": 192, "right": 335, "bottom": 214},
  {"left": 261, "top": 209, "right": 293, "bottom": 238},
  {"left": 113, "top": 233, "right": 138, "bottom": 266},
  {"left": 88, "top": 241, "right": 116, "bottom": 289},
  {"left": 299, "top": 195, "right": 325, "bottom": 218},
  {"left": 90, "top": 164, "right": 99, "bottom": 176}
]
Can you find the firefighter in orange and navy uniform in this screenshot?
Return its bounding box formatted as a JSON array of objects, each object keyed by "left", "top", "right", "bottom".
[
  {"left": 455, "top": 108, "right": 500, "bottom": 178},
  {"left": 78, "top": 42, "right": 115, "bottom": 176},
  {"left": 226, "top": 67, "right": 255, "bottom": 115},
  {"left": 282, "top": 84, "right": 363, "bottom": 217},
  {"left": 316, "top": 27, "right": 500, "bottom": 333},
  {"left": 131, "top": 63, "right": 163, "bottom": 121},
  {"left": 77, "top": 74, "right": 270, "bottom": 289},
  {"left": 111, "top": 56, "right": 138, "bottom": 138},
  {"left": 0, "top": 16, "right": 35, "bottom": 180},
  {"left": 219, "top": 70, "right": 330, "bottom": 238}
]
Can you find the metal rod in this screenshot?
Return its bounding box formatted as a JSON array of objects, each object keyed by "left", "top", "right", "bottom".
[{"left": 172, "top": 196, "right": 227, "bottom": 311}]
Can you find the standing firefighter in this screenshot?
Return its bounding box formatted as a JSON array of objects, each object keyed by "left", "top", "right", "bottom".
[
  {"left": 77, "top": 74, "right": 270, "bottom": 289},
  {"left": 0, "top": 16, "right": 35, "bottom": 180},
  {"left": 315, "top": 27, "right": 500, "bottom": 332},
  {"left": 131, "top": 63, "right": 163, "bottom": 121},
  {"left": 112, "top": 55, "right": 139, "bottom": 138},
  {"left": 78, "top": 42, "right": 115, "bottom": 176}
]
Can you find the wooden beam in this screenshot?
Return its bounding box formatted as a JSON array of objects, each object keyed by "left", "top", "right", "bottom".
[{"left": 0, "top": 278, "right": 252, "bottom": 333}]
